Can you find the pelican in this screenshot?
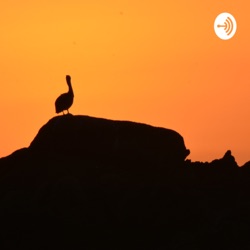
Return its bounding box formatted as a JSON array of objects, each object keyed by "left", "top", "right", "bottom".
[{"left": 55, "top": 75, "right": 74, "bottom": 115}]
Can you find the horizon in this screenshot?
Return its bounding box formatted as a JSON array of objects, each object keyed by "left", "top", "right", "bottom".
[{"left": 1, "top": 1, "right": 250, "bottom": 165}]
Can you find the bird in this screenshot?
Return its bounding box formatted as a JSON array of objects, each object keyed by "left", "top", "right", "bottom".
[{"left": 55, "top": 75, "right": 74, "bottom": 115}]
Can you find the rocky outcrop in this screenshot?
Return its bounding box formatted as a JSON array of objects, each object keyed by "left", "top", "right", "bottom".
[
  {"left": 1, "top": 115, "right": 250, "bottom": 249},
  {"left": 29, "top": 114, "right": 190, "bottom": 164}
]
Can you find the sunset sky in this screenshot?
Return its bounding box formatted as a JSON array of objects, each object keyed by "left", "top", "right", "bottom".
[{"left": 1, "top": 1, "right": 250, "bottom": 165}]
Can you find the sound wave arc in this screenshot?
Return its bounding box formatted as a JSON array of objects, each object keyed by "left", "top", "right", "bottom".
[{"left": 217, "top": 16, "right": 234, "bottom": 36}]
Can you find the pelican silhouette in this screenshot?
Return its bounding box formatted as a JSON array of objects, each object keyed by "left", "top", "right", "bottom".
[{"left": 55, "top": 75, "right": 74, "bottom": 115}]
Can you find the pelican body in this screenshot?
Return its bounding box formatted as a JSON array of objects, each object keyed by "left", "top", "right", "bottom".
[{"left": 55, "top": 75, "right": 74, "bottom": 114}]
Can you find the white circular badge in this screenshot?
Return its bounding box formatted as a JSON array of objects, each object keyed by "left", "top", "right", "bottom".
[{"left": 214, "top": 13, "right": 237, "bottom": 40}]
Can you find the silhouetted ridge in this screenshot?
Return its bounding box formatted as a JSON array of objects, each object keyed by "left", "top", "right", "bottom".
[
  {"left": 29, "top": 114, "right": 190, "bottom": 163},
  {"left": 1, "top": 115, "right": 250, "bottom": 249}
]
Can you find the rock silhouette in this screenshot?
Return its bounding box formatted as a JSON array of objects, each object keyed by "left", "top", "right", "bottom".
[
  {"left": 1, "top": 115, "right": 250, "bottom": 249},
  {"left": 55, "top": 75, "right": 74, "bottom": 114},
  {"left": 29, "top": 114, "right": 190, "bottom": 163}
]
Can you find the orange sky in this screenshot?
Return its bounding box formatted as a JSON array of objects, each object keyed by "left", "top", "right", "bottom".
[{"left": 1, "top": 1, "right": 250, "bottom": 165}]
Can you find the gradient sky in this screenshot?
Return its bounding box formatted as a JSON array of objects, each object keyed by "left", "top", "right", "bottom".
[{"left": 1, "top": 1, "right": 250, "bottom": 165}]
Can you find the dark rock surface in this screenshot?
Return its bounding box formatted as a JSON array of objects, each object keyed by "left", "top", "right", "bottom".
[
  {"left": 0, "top": 115, "right": 250, "bottom": 249},
  {"left": 29, "top": 114, "right": 190, "bottom": 163}
]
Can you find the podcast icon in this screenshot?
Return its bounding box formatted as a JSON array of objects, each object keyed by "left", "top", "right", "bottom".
[{"left": 214, "top": 13, "right": 237, "bottom": 40}]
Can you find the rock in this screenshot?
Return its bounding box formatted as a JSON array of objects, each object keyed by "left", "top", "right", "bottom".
[
  {"left": 210, "top": 150, "right": 238, "bottom": 169},
  {"left": 221, "top": 150, "right": 238, "bottom": 168},
  {"left": 1, "top": 115, "right": 250, "bottom": 249},
  {"left": 241, "top": 161, "right": 250, "bottom": 168},
  {"left": 29, "top": 114, "right": 190, "bottom": 164}
]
